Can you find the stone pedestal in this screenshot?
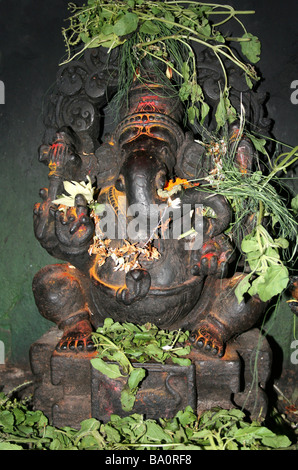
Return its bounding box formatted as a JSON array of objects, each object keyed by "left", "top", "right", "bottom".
[{"left": 30, "top": 327, "right": 271, "bottom": 429}]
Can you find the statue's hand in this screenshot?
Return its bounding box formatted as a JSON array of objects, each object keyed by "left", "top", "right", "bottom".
[
  {"left": 55, "top": 194, "right": 94, "bottom": 250},
  {"left": 33, "top": 188, "right": 58, "bottom": 248},
  {"left": 191, "top": 235, "right": 234, "bottom": 278},
  {"left": 39, "top": 128, "right": 81, "bottom": 183},
  {"left": 116, "top": 269, "right": 151, "bottom": 305}
]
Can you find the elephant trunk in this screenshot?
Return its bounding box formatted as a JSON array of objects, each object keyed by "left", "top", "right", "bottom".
[{"left": 117, "top": 148, "right": 169, "bottom": 243}]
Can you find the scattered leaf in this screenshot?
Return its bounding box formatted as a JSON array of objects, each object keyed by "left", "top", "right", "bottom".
[
  {"left": 90, "top": 357, "right": 124, "bottom": 379},
  {"left": 127, "top": 367, "right": 146, "bottom": 390},
  {"left": 240, "top": 33, "right": 261, "bottom": 63},
  {"left": 113, "top": 12, "right": 139, "bottom": 37}
]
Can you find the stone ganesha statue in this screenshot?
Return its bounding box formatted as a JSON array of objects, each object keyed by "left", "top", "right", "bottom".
[{"left": 32, "top": 64, "right": 266, "bottom": 359}]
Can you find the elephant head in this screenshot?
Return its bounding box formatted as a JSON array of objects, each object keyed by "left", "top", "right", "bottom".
[{"left": 95, "top": 76, "right": 230, "bottom": 246}]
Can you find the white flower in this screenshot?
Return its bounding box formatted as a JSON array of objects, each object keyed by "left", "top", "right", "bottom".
[
  {"left": 167, "top": 197, "right": 181, "bottom": 209},
  {"left": 52, "top": 176, "right": 94, "bottom": 207},
  {"left": 113, "top": 256, "right": 125, "bottom": 271}
]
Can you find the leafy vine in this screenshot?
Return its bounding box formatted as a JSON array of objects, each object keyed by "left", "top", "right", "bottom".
[{"left": 61, "top": 0, "right": 261, "bottom": 127}]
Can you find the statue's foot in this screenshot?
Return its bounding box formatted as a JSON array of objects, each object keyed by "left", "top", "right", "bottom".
[
  {"left": 189, "top": 323, "right": 225, "bottom": 357},
  {"left": 56, "top": 320, "right": 95, "bottom": 354}
]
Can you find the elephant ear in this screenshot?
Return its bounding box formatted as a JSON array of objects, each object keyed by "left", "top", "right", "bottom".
[{"left": 175, "top": 132, "right": 209, "bottom": 180}]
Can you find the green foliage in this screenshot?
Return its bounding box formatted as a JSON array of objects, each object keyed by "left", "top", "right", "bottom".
[
  {"left": 61, "top": 0, "right": 261, "bottom": 128},
  {"left": 0, "top": 392, "right": 293, "bottom": 450},
  {"left": 195, "top": 127, "right": 297, "bottom": 304},
  {"left": 215, "top": 88, "right": 237, "bottom": 131},
  {"left": 91, "top": 318, "right": 191, "bottom": 411},
  {"left": 235, "top": 226, "right": 290, "bottom": 303}
]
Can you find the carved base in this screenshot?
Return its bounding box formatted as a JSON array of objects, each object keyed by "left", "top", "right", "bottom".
[{"left": 30, "top": 327, "right": 271, "bottom": 429}]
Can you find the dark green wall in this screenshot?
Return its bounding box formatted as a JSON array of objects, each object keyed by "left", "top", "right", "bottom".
[
  {"left": 0, "top": 0, "right": 67, "bottom": 364},
  {"left": 0, "top": 0, "right": 297, "bottom": 369}
]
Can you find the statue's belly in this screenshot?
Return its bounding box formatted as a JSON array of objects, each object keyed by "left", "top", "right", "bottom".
[
  {"left": 89, "top": 275, "right": 204, "bottom": 328},
  {"left": 90, "top": 240, "right": 203, "bottom": 328},
  {"left": 88, "top": 244, "right": 203, "bottom": 328}
]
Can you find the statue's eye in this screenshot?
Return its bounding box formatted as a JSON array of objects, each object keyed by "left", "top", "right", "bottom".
[{"left": 115, "top": 174, "right": 125, "bottom": 192}]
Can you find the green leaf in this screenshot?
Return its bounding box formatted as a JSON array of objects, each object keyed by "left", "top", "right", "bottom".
[
  {"left": 176, "top": 406, "right": 197, "bottom": 427},
  {"left": 145, "top": 421, "right": 172, "bottom": 443},
  {"left": 240, "top": 33, "right": 261, "bottom": 64},
  {"left": 235, "top": 275, "right": 252, "bottom": 303},
  {"left": 200, "top": 101, "right": 210, "bottom": 124},
  {"left": 151, "top": 6, "right": 162, "bottom": 16},
  {"left": 104, "top": 424, "right": 121, "bottom": 443},
  {"left": 128, "top": 367, "right": 146, "bottom": 390},
  {"left": 0, "top": 442, "right": 23, "bottom": 450},
  {"left": 262, "top": 434, "right": 291, "bottom": 449},
  {"left": 134, "top": 331, "right": 155, "bottom": 342},
  {"left": 215, "top": 90, "right": 236, "bottom": 130},
  {"left": 145, "top": 343, "right": 164, "bottom": 360},
  {"left": 190, "top": 83, "right": 203, "bottom": 103},
  {"left": 90, "top": 357, "right": 124, "bottom": 379},
  {"left": 101, "top": 24, "right": 114, "bottom": 36},
  {"left": 171, "top": 356, "right": 192, "bottom": 366},
  {"left": 74, "top": 418, "right": 101, "bottom": 446},
  {"left": 0, "top": 410, "right": 14, "bottom": 430},
  {"left": 174, "top": 346, "right": 191, "bottom": 356},
  {"left": 181, "top": 62, "right": 190, "bottom": 81},
  {"left": 100, "top": 317, "right": 115, "bottom": 331},
  {"left": 247, "top": 274, "right": 266, "bottom": 297},
  {"left": 25, "top": 410, "right": 45, "bottom": 426},
  {"left": 197, "top": 19, "right": 211, "bottom": 37},
  {"left": 246, "top": 250, "right": 262, "bottom": 272},
  {"left": 213, "top": 31, "right": 225, "bottom": 43},
  {"left": 13, "top": 408, "right": 25, "bottom": 425},
  {"left": 256, "top": 264, "right": 289, "bottom": 302},
  {"left": 179, "top": 82, "right": 192, "bottom": 101},
  {"left": 113, "top": 12, "right": 139, "bottom": 36},
  {"left": 164, "top": 10, "right": 175, "bottom": 26},
  {"left": 245, "top": 73, "right": 253, "bottom": 89},
  {"left": 248, "top": 134, "right": 267, "bottom": 155},
  {"left": 121, "top": 387, "right": 137, "bottom": 412},
  {"left": 241, "top": 236, "right": 260, "bottom": 253},
  {"left": 215, "top": 94, "right": 226, "bottom": 130},
  {"left": 139, "top": 20, "right": 160, "bottom": 35},
  {"left": 234, "top": 425, "right": 291, "bottom": 448},
  {"left": 187, "top": 106, "right": 196, "bottom": 124},
  {"left": 80, "top": 32, "right": 90, "bottom": 43},
  {"left": 92, "top": 33, "right": 124, "bottom": 50}
]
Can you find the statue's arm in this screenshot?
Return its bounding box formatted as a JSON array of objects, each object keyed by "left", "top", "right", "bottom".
[{"left": 33, "top": 128, "right": 95, "bottom": 262}]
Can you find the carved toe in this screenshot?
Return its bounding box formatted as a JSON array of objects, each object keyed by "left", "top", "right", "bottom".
[
  {"left": 189, "top": 326, "right": 225, "bottom": 357},
  {"left": 55, "top": 320, "right": 95, "bottom": 354}
]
